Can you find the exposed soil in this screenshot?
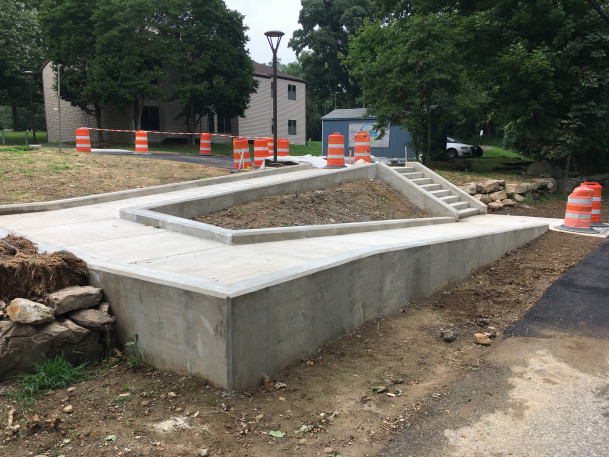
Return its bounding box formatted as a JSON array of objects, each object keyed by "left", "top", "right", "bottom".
[
  {"left": 493, "top": 197, "right": 609, "bottom": 222},
  {"left": 0, "top": 235, "right": 88, "bottom": 303},
  {"left": 193, "top": 180, "right": 428, "bottom": 230}
]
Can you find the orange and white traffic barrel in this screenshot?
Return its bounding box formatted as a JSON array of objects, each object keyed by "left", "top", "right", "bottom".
[
  {"left": 277, "top": 138, "right": 289, "bottom": 157},
  {"left": 582, "top": 182, "right": 602, "bottom": 225},
  {"left": 325, "top": 132, "right": 345, "bottom": 168},
  {"left": 233, "top": 137, "right": 251, "bottom": 170},
  {"left": 199, "top": 133, "right": 211, "bottom": 155},
  {"left": 253, "top": 137, "right": 268, "bottom": 167},
  {"left": 563, "top": 184, "right": 594, "bottom": 229},
  {"left": 75, "top": 128, "right": 91, "bottom": 152},
  {"left": 267, "top": 137, "right": 274, "bottom": 158},
  {"left": 134, "top": 130, "right": 149, "bottom": 154},
  {"left": 354, "top": 130, "right": 371, "bottom": 163}
]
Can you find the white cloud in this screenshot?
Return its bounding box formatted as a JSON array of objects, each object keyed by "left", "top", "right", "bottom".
[{"left": 223, "top": 0, "right": 302, "bottom": 64}]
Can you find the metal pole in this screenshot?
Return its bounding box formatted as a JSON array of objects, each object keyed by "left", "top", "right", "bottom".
[
  {"left": 272, "top": 50, "right": 278, "bottom": 163},
  {"left": 26, "top": 73, "right": 37, "bottom": 144},
  {"left": 265, "top": 31, "right": 284, "bottom": 164},
  {"left": 58, "top": 64, "right": 62, "bottom": 152}
]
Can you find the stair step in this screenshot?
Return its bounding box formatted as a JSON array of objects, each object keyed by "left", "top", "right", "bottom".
[
  {"left": 402, "top": 172, "right": 425, "bottom": 179},
  {"left": 398, "top": 167, "right": 416, "bottom": 173},
  {"left": 440, "top": 195, "right": 460, "bottom": 204},
  {"left": 411, "top": 177, "right": 433, "bottom": 185},
  {"left": 458, "top": 207, "right": 480, "bottom": 218},
  {"left": 420, "top": 183, "right": 442, "bottom": 191},
  {"left": 430, "top": 189, "right": 451, "bottom": 198},
  {"left": 450, "top": 201, "right": 470, "bottom": 210}
]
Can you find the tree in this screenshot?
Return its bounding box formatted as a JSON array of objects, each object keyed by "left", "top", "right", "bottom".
[
  {"left": 161, "top": 0, "right": 256, "bottom": 144},
  {"left": 0, "top": 0, "right": 44, "bottom": 130},
  {"left": 348, "top": 12, "right": 470, "bottom": 162},
  {"left": 90, "top": 0, "right": 167, "bottom": 133},
  {"left": 289, "top": 0, "right": 370, "bottom": 108},
  {"left": 40, "top": 0, "right": 106, "bottom": 141}
]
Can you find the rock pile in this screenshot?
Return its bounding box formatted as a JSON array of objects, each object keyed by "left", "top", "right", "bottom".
[
  {"left": 460, "top": 178, "right": 557, "bottom": 211},
  {"left": 0, "top": 285, "right": 115, "bottom": 380}
]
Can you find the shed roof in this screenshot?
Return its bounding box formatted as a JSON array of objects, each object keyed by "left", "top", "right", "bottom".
[{"left": 321, "top": 108, "right": 374, "bottom": 120}]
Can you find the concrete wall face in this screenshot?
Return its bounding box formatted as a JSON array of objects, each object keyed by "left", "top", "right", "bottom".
[
  {"left": 227, "top": 224, "right": 548, "bottom": 389},
  {"left": 89, "top": 269, "right": 230, "bottom": 388}
]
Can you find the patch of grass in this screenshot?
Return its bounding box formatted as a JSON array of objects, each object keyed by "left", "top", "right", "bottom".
[
  {"left": 1, "top": 130, "right": 47, "bottom": 144},
  {"left": 125, "top": 334, "right": 142, "bottom": 369},
  {"left": 9, "top": 354, "right": 87, "bottom": 410},
  {"left": 482, "top": 146, "right": 524, "bottom": 159},
  {"left": 51, "top": 163, "right": 76, "bottom": 172}
]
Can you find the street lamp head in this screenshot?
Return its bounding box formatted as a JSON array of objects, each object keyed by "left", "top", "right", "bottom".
[{"left": 264, "top": 30, "right": 284, "bottom": 52}]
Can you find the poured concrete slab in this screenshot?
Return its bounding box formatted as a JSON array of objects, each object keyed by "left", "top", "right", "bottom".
[{"left": 0, "top": 166, "right": 559, "bottom": 389}]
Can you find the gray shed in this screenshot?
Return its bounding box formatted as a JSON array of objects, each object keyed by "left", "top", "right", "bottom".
[{"left": 321, "top": 109, "right": 416, "bottom": 160}]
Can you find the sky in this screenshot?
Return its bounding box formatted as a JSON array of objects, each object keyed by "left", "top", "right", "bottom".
[{"left": 223, "top": 0, "right": 302, "bottom": 65}]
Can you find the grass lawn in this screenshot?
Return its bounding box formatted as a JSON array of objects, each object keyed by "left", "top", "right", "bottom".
[{"left": 1, "top": 130, "right": 47, "bottom": 144}]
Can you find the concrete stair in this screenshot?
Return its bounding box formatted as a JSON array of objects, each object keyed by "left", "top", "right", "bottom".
[{"left": 396, "top": 165, "right": 485, "bottom": 219}]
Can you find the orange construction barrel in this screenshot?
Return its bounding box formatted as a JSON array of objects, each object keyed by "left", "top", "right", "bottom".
[
  {"left": 267, "top": 137, "right": 274, "bottom": 158},
  {"left": 563, "top": 184, "right": 594, "bottom": 229},
  {"left": 253, "top": 137, "right": 269, "bottom": 167},
  {"left": 582, "top": 182, "right": 602, "bottom": 224},
  {"left": 277, "top": 138, "right": 289, "bottom": 157},
  {"left": 233, "top": 137, "right": 251, "bottom": 170},
  {"left": 75, "top": 128, "right": 91, "bottom": 152},
  {"left": 326, "top": 132, "right": 345, "bottom": 168},
  {"left": 354, "top": 130, "right": 371, "bottom": 163},
  {"left": 199, "top": 133, "right": 211, "bottom": 155},
  {"left": 134, "top": 130, "right": 149, "bottom": 154}
]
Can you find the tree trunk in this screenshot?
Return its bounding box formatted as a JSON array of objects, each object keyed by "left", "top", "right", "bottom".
[
  {"left": 187, "top": 100, "right": 195, "bottom": 146},
  {"left": 11, "top": 104, "right": 19, "bottom": 131},
  {"left": 562, "top": 151, "right": 572, "bottom": 194},
  {"left": 94, "top": 104, "right": 104, "bottom": 143}
]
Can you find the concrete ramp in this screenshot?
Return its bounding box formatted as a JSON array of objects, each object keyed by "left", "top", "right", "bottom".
[{"left": 0, "top": 165, "right": 558, "bottom": 389}]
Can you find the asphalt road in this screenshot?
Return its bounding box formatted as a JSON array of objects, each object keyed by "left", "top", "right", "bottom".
[{"left": 379, "top": 238, "right": 609, "bottom": 457}]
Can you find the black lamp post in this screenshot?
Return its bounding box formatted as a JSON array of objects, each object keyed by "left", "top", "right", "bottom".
[
  {"left": 23, "top": 70, "right": 37, "bottom": 144},
  {"left": 264, "top": 30, "right": 284, "bottom": 163}
]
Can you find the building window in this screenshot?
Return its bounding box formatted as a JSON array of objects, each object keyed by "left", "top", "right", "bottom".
[
  {"left": 207, "top": 114, "right": 215, "bottom": 133},
  {"left": 288, "top": 120, "right": 297, "bottom": 135},
  {"left": 141, "top": 106, "right": 160, "bottom": 131},
  {"left": 288, "top": 84, "right": 296, "bottom": 100},
  {"left": 217, "top": 115, "right": 232, "bottom": 134}
]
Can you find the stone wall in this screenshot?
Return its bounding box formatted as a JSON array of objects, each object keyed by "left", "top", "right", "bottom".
[{"left": 460, "top": 178, "right": 557, "bottom": 211}]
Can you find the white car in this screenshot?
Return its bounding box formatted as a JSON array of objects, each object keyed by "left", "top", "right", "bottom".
[{"left": 446, "top": 137, "right": 479, "bottom": 159}]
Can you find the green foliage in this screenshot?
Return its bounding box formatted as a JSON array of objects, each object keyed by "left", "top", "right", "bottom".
[
  {"left": 159, "top": 0, "right": 257, "bottom": 140},
  {"left": 10, "top": 353, "right": 87, "bottom": 410},
  {"left": 125, "top": 334, "right": 142, "bottom": 369},
  {"left": 289, "top": 0, "right": 371, "bottom": 108}
]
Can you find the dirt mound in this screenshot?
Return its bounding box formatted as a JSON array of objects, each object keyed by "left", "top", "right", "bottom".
[
  {"left": 194, "top": 179, "right": 429, "bottom": 230},
  {"left": 0, "top": 235, "right": 89, "bottom": 302}
]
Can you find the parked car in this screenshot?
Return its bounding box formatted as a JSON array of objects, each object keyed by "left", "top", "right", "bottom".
[{"left": 446, "top": 137, "right": 482, "bottom": 159}]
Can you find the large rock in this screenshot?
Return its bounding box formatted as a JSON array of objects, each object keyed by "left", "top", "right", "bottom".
[
  {"left": 489, "top": 190, "right": 508, "bottom": 202},
  {"left": 69, "top": 309, "right": 116, "bottom": 333},
  {"left": 46, "top": 286, "right": 103, "bottom": 316},
  {"left": 460, "top": 183, "right": 478, "bottom": 195},
  {"left": 474, "top": 194, "right": 493, "bottom": 205},
  {"left": 526, "top": 161, "right": 553, "bottom": 177},
  {"left": 0, "top": 319, "right": 101, "bottom": 381},
  {"left": 502, "top": 199, "right": 517, "bottom": 207},
  {"left": 513, "top": 194, "right": 526, "bottom": 203},
  {"left": 505, "top": 182, "right": 532, "bottom": 194},
  {"left": 487, "top": 201, "right": 504, "bottom": 211},
  {"left": 477, "top": 180, "right": 504, "bottom": 194},
  {"left": 7, "top": 298, "right": 55, "bottom": 325}
]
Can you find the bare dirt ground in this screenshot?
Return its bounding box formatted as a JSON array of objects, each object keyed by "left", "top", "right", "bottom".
[
  {"left": 1, "top": 155, "right": 607, "bottom": 457},
  {"left": 194, "top": 180, "right": 428, "bottom": 229},
  {"left": 0, "top": 148, "right": 228, "bottom": 205}
]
